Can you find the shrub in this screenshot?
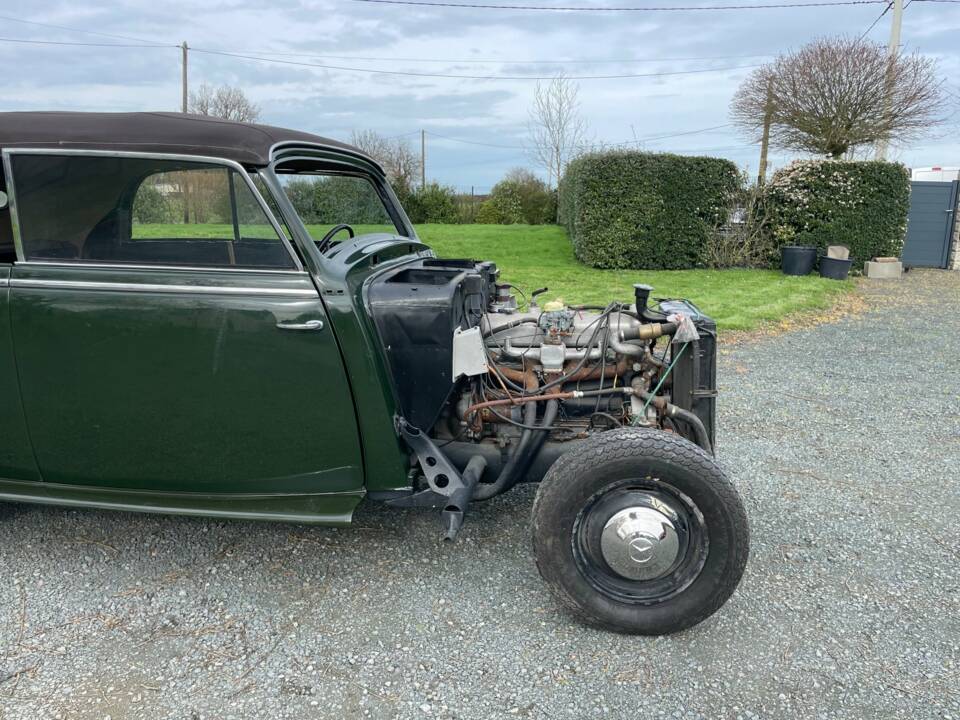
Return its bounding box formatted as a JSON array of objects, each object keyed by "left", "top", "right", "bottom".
[
  {"left": 703, "top": 184, "right": 778, "bottom": 269},
  {"left": 132, "top": 183, "right": 174, "bottom": 224},
  {"left": 405, "top": 182, "right": 460, "bottom": 224},
  {"left": 476, "top": 182, "right": 525, "bottom": 224},
  {"left": 499, "top": 168, "right": 556, "bottom": 224},
  {"left": 282, "top": 178, "right": 319, "bottom": 222},
  {"left": 559, "top": 151, "right": 742, "bottom": 270},
  {"left": 474, "top": 200, "right": 501, "bottom": 224},
  {"left": 762, "top": 159, "right": 910, "bottom": 267}
]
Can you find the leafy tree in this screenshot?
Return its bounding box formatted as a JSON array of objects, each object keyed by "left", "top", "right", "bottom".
[
  {"left": 477, "top": 182, "right": 525, "bottom": 224},
  {"left": 731, "top": 36, "right": 944, "bottom": 158},
  {"left": 281, "top": 178, "right": 319, "bottom": 223},
  {"left": 132, "top": 182, "right": 173, "bottom": 224},
  {"left": 405, "top": 182, "right": 459, "bottom": 224},
  {"left": 500, "top": 168, "right": 555, "bottom": 223}
]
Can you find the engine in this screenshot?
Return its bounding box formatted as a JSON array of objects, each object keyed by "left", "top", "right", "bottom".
[{"left": 367, "top": 257, "right": 717, "bottom": 489}]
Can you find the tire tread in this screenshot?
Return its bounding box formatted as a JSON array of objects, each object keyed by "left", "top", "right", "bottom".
[{"left": 531, "top": 428, "right": 749, "bottom": 634}]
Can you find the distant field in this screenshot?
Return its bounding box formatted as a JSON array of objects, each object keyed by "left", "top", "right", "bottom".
[{"left": 133, "top": 222, "right": 853, "bottom": 332}]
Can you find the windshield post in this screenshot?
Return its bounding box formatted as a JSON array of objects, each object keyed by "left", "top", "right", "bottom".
[{"left": 254, "top": 167, "right": 324, "bottom": 273}]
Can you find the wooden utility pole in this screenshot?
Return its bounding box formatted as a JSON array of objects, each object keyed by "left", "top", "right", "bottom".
[
  {"left": 181, "top": 41, "right": 190, "bottom": 223},
  {"left": 181, "top": 42, "right": 189, "bottom": 113},
  {"left": 757, "top": 83, "right": 773, "bottom": 185},
  {"left": 875, "top": 0, "right": 904, "bottom": 160},
  {"left": 420, "top": 130, "right": 426, "bottom": 187}
]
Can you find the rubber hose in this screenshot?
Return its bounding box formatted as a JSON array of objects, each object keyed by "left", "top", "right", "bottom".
[
  {"left": 508, "top": 398, "right": 559, "bottom": 490},
  {"left": 670, "top": 406, "right": 713, "bottom": 456},
  {"left": 482, "top": 317, "right": 538, "bottom": 338},
  {"left": 472, "top": 396, "right": 538, "bottom": 500}
]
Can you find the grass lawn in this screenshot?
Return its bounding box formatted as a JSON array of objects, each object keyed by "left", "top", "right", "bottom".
[
  {"left": 134, "top": 222, "right": 853, "bottom": 332},
  {"left": 414, "top": 224, "right": 853, "bottom": 332}
]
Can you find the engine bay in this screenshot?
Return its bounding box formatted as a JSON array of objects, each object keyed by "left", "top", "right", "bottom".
[{"left": 367, "top": 257, "right": 717, "bottom": 497}]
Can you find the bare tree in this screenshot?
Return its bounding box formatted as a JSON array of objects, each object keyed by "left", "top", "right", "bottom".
[
  {"left": 189, "top": 83, "right": 261, "bottom": 123},
  {"left": 527, "top": 74, "right": 588, "bottom": 189},
  {"left": 731, "top": 36, "right": 944, "bottom": 158},
  {"left": 350, "top": 130, "right": 422, "bottom": 190}
]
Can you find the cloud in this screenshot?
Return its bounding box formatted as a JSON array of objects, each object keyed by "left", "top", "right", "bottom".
[{"left": 2, "top": 0, "right": 959, "bottom": 187}]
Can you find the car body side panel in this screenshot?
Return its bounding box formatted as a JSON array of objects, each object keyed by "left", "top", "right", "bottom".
[
  {"left": 0, "top": 476, "right": 362, "bottom": 525},
  {"left": 256, "top": 169, "right": 427, "bottom": 493},
  {"left": 0, "top": 264, "right": 41, "bottom": 482},
  {"left": 9, "top": 262, "right": 364, "bottom": 498}
]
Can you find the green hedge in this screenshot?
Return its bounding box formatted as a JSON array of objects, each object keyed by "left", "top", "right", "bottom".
[
  {"left": 763, "top": 160, "right": 910, "bottom": 268},
  {"left": 404, "top": 182, "right": 460, "bottom": 224},
  {"left": 559, "top": 151, "right": 741, "bottom": 270}
]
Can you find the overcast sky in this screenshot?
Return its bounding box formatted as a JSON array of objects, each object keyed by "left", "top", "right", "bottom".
[{"left": 3, "top": 0, "right": 959, "bottom": 190}]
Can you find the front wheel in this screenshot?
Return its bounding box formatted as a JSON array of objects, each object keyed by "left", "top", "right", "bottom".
[{"left": 531, "top": 428, "right": 749, "bottom": 635}]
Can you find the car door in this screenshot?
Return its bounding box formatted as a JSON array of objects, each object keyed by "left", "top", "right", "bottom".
[{"left": 3, "top": 150, "right": 363, "bottom": 496}]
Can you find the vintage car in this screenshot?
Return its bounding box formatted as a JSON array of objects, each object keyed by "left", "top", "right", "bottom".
[{"left": 0, "top": 112, "right": 748, "bottom": 635}]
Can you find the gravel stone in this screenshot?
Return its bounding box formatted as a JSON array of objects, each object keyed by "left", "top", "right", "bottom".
[{"left": 1, "top": 269, "right": 958, "bottom": 719}]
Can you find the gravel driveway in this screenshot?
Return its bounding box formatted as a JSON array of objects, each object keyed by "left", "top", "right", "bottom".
[{"left": 1, "top": 269, "right": 958, "bottom": 720}]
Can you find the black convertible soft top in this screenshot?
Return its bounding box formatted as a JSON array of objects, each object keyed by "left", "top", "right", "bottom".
[{"left": 0, "top": 111, "right": 377, "bottom": 169}]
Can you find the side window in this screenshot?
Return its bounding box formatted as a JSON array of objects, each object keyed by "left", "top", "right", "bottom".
[{"left": 9, "top": 154, "right": 295, "bottom": 270}]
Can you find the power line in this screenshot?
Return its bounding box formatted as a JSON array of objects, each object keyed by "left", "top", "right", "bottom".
[
  {"left": 188, "top": 48, "right": 774, "bottom": 65},
  {"left": 0, "top": 17, "right": 763, "bottom": 81},
  {"left": 352, "top": 0, "right": 889, "bottom": 10},
  {"left": 0, "top": 33, "right": 771, "bottom": 69},
  {"left": 624, "top": 123, "right": 733, "bottom": 144},
  {"left": 0, "top": 14, "right": 170, "bottom": 46},
  {"left": 859, "top": 0, "right": 894, "bottom": 38},
  {"left": 189, "top": 47, "right": 760, "bottom": 80},
  {"left": 426, "top": 123, "right": 734, "bottom": 150},
  {"left": 0, "top": 37, "right": 172, "bottom": 49},
  {"left": 427, "top": 131, "right": 526, "bottom": 149}
]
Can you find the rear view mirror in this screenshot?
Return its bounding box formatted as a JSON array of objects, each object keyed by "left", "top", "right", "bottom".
[{"left": 0, "top": 191, "right": 7, "bottom": 210}]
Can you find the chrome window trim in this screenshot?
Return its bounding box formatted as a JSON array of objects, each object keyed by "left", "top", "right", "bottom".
[
  {"left": 1, "top": 150, "right": 25, "bottom": 262},
  {"left": 0, "top": 148, "right": 304, "bottom": 272},
  {"left": 271, "top": 157, "right": 408, "bottom": 238},
  {"left": 18, "top": 260, "right": 306, "bottom": 276},
  {"left": 9, "top": 277, "right": 318, "bottom": 297},
  {"left": 268, "top": 141, "right": 385, "bottom": 176}
]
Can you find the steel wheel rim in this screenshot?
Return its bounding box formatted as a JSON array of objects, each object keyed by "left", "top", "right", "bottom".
[{"left": 572, "top": 478, "right": 709, "bottom": 605}]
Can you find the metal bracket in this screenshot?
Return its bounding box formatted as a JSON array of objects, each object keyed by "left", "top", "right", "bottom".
[
  {"left": 397, "top": 418, "right": 466, "bottom": 497},
  {"left": 388, "top": 419, "right": 487, "bottom": 540}
]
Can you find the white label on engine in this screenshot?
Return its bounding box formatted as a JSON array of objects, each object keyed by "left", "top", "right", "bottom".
[{"left": 452, "top": 326, "right": 489, "bottom": 379}]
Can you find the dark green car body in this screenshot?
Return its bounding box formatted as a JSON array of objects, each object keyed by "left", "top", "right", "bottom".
[
  {"left": 0, "top": 113, "right": 753, "bottom": 636},
  {"left": 0, "top": 112, "right": 431, "bottom": 524}
]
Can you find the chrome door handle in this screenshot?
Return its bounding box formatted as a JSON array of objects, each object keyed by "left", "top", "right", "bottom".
[{"left": 276, "top": 319, "right": 324, "bottom": 331}]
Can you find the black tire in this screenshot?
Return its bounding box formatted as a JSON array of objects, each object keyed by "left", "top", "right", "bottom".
[{"left": 531, "top": 427, "right": 749, "bottom": 635}]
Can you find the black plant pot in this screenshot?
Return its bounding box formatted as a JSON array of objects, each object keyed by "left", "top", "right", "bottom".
[
  {"left": 819, "top": 256, "right": 852, "bottom": 280},
  {"left": 781, "top": 246, "right": 817, "bottom": 276}
]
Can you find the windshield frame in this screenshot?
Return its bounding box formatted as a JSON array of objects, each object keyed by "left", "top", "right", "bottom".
[{"left": 257, "top": 151, "right": 417, "bottom": 268}]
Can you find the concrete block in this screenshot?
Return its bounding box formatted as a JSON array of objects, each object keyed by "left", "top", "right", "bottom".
[
  {"left": 865, "top": 260, "right": 903, "bottom": 279},
  {"left": 827, "top": 245, "right": 850, "bottom": 260}
]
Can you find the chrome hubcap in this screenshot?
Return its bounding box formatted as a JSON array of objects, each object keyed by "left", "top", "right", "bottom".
[{"left": 600, "top": 505, "right": 680, "bottom": 581}]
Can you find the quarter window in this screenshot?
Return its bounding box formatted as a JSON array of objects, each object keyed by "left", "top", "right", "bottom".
[{"left": 9, "top": 154, "right": 295, "bottom": 270}]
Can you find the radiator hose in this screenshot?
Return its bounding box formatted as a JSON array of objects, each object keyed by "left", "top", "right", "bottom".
[{"left": 472, "top": 399, "right": 559, "bottom": 500}]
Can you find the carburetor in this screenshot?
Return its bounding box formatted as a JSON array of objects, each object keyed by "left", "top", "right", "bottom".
[
  {"left": 536, "top": 301, "right": 576, "bottom": 373},
  {"left": 538, "top": 301, "right": 576, "bottom": 341}
]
